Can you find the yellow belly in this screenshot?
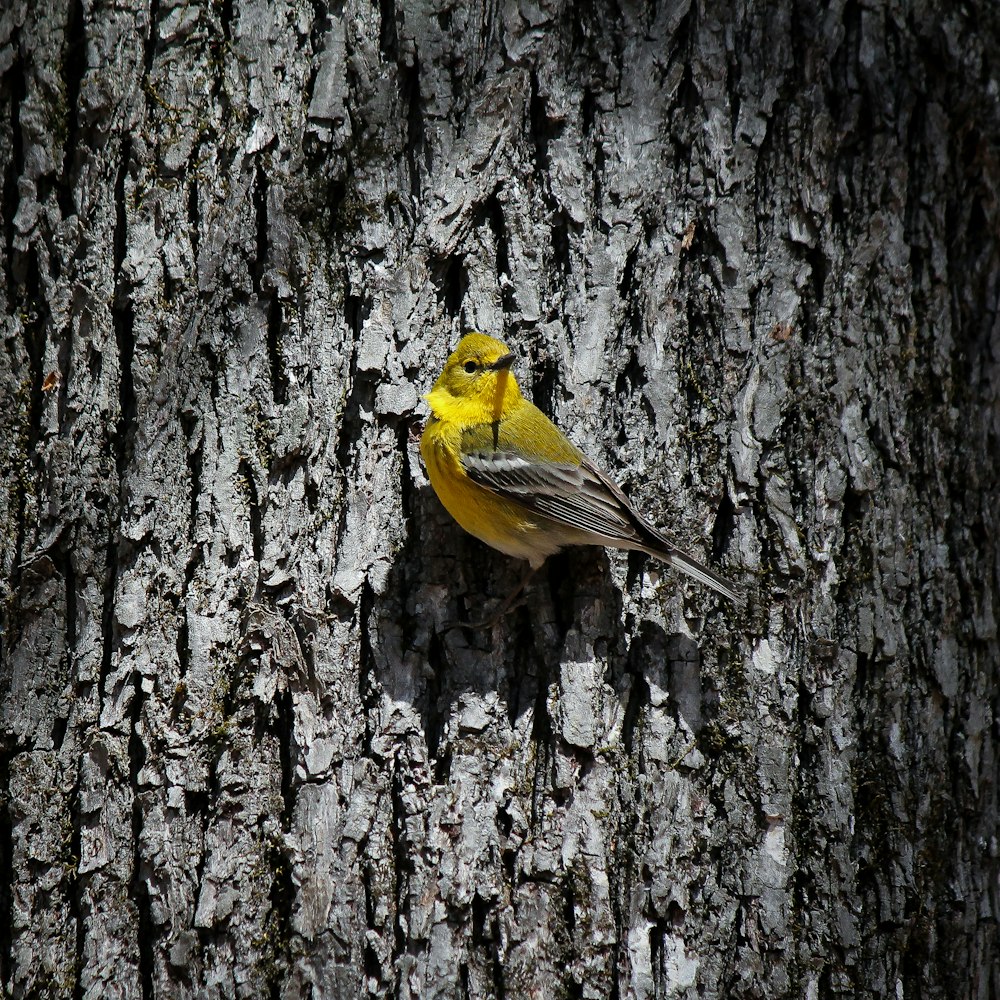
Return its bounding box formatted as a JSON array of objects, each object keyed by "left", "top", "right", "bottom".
[{"left": 420, "top": 418, "right": 563, "bottom": 567}]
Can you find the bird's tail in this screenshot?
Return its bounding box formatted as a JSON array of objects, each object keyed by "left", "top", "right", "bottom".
[{"left": 641, "top": 540, "right": 743, "bottom": 606}]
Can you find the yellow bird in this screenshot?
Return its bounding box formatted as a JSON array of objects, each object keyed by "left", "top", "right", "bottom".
[{"left": 420, "top": 332, "right": 741, "bottom": 613}]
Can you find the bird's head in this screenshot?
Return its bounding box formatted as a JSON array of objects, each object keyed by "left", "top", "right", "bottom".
[{"left": 425, "top": 332, "right": 523, "bottom": 422}]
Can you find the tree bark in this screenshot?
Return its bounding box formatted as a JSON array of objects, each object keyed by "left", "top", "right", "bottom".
[{"left": 1, "top": 1, "right": 998, "bottom": 998}]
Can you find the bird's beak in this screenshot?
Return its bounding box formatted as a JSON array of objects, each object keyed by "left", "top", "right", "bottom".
[{"left": 489, "top": 353, "right": 516, "bottom": 371}]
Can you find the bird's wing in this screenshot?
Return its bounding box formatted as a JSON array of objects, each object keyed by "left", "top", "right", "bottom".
[
  {"left": 458, "top": 403, "right": 743, "bottom": 604},
  {"left": 458, "top": 405, "right": 646, "bottom": 543}
]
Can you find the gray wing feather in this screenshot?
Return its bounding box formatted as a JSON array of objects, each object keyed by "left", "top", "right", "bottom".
[
  {"left": 461, "top": 449, "right": 644, "bottom": 542},
  {"left": 461, "top": 444, "right": 743, "bottom": 604}
]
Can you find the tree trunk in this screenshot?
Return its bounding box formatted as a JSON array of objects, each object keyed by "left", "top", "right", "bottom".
[{"left": 1, "top": 1, "right": 998, "bottom": 997}]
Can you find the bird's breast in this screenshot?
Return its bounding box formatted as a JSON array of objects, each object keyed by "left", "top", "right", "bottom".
[{"left": 419, "top": 418, "right": 563, "bottom": 566}]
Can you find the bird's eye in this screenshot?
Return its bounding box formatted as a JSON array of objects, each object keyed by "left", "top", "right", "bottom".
[{"left": 463, "top": 360, "right": 478, "bottom": 374}]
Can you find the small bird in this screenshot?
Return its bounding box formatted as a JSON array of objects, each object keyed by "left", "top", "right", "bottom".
[{"left": 420, "top": 333, "right": 741, "bottom": 618}]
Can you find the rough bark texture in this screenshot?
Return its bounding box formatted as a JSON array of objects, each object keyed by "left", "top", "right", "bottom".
[{"left": 1, "top": 1, "right": 998, "bottom": 997}]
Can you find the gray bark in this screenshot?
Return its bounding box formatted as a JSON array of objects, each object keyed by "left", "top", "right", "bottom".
[{"left": 1, "top": 1, "right": 998, "bottom": 998}]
